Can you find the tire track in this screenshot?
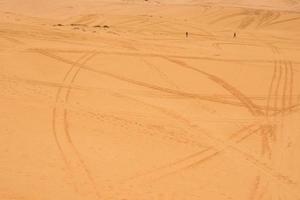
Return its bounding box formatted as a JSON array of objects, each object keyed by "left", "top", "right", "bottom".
[
  {"left": 288, "top": 61, "right": 294, "bottom": 112},
  {"left": 266, "top": 16, "right": 300, "bottom": 27},
  {"left": 52, "top": 53, "right": 89, "bottom": 194},
  {"left": 276, "top": 58, "right": 291, "bottom": 190},
  {"left": 255, "top": 38, "right": 297, "bottom": 198},
  {"left": 273, "top": 59, "right": 286, "bottom": 145},
  {"left": 120, "top": 124, "right": 262, "bottom": 184},
  {"left": 119, "top": 51, "right": 299, "bottom": 197},
  {"left": 162, "top": 57, "right": 263, "bottom": 116},
  {"left": 64, "top": 51, "right": 100, "bottom": 198},
  {"left": 52, "top": 51, "right": 100, "bottom": 199},
  {"left": 120, "top": 117, "right": 297, "bottom": 196},
  {"left": 257, "top": 11, "right": 281, "bottom": 28},
  {"left": 273, "top": 60, "right": 283, "bottom": 122},
  {"left": 212, "top": 42, "right": 264, "bottom": 50},
  {"left": 271, "top": 103, "right": 300, "bottom": 116},
  {"left": 2, "top": 35, "right": 24, "bottom": 45},
  {"left": 266, "top": 61, "right": 278, "bottom": 117},
  {"left": 248, "top": 175, "right": 261, "bottom": 200},
  {"left": 31, "top": 48, "right": 300, "bottom": 65},
  {"left": 0, "top": 74, "right": 268, "bottom": 109},
  {"left": 282, "top": 62, "right": 289, "bottom": 114},
  {"left": 277, "top": 58, "right": 294, "bottom": 171},
  {"left": 210, "top": 12, "right": 247, "bottom": 25},
  {"left": 0, "top": 74, "right": 295, "bottom": 110},
  {"left": 34, "top": 48, "right": 298, "bottom": 195},
  {"left": 261, "top": 43, "right": 282, "bottom": 158},
  {"left": 138, "top": 55, "right": 179, "bottom": 89},
  {"left": 260, "top": 125, "right": 273, "bottom": 158},
  {"left": 139, "top": 124, "right": 297, "bottom": 189},
  {"left": 259, "top": 55, "right": 280, "bottom": 159},
  {"left": 33, "top": 49, "right": 265, "bottom": 111},
  {"left": 239, "top": 16, "right": 256, "bottom": 29}
]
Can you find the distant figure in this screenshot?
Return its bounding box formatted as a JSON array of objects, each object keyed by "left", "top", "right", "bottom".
[
  {"left": 233, "top": 32, "right": 237, "bottom": 38},
  {"left": 186, "top": 32, "right": 189, "bottom": 38}
]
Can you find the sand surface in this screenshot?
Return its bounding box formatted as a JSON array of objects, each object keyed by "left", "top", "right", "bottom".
[{"left": 1, "top": 0, "right": 300, "bottom": 199}]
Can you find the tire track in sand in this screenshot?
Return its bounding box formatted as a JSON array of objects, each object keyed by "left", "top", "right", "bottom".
[
  {"left": 288, "top": 61, "right": 294, "bottom": 112},
  {"left": 34, "top": 48, "right": 298, "bottom": 198},
  {"left": 120, "top": 124, "right": 262, "bottom": 184},
  {"left": 31, "top": 48, "right": 300, "bottom": 65},
  {"left": 120, "top": 55, "right": 299, "bottom": 198},
  {"left": 251, "top": 41, "right": 296, "bottom": 199},
  {"left": 162, "top": 57, "right": 263, "bottom": 116},
  {"left": 32, "top": 50, "right": 261, "bottom": 109},
  {"left": 52, "top": 51, "right": 100, "bottom": 199}
]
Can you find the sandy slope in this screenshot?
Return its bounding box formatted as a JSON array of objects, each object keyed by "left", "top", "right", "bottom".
[{"left": 1, "top": 0, "right": 300, "bottom": 200}]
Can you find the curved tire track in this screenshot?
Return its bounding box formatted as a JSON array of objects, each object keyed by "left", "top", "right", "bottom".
[{"left": 52, "top": 51, "right": 100, "bottom": 199}]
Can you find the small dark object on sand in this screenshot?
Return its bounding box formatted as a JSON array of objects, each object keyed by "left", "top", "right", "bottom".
[
  {"left": 233, "top": 32, "right": 237, "bottom": 38},
  {"left": 186, "top": 32, "right": 189, "bottom": 38},
  {"left": 70, "top": 23, "right": 85, "bottom": 26},
  {"left": 103, "top": 25, "right": 110, "bottom": 29}
]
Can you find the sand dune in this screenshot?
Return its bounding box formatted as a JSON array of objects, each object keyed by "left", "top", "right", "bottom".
[{"left": 0, "top": 0, "right": 300, "bottom": 200}]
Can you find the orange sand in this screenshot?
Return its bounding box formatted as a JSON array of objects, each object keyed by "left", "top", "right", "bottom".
[{"left": 1, "top": 1, "right": 300, "bottom": 199}]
